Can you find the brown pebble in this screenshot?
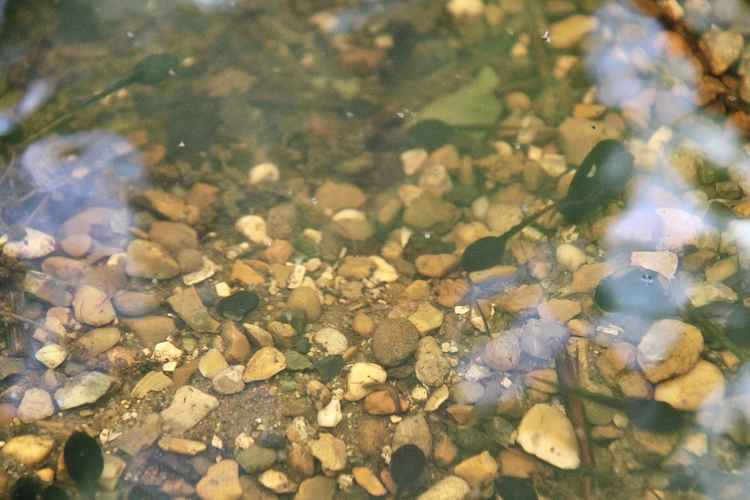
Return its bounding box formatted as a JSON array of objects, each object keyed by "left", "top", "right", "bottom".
[
  {"left": 60, "top": 233, "right": 92, "bottom": 258},
  {"left": 177, "top": 249, "right": 204, "bottom": 273},
  {"left": 352, "top": 312, "right": 375, "bottom": 336},
  {"left": 287, "top": 287, "right": 322, "bottom": 321}
]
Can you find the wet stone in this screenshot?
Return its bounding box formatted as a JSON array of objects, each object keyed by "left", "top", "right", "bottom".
[
  {"left": 158, "top": 436, "right": 207, "bottom": 455},
  {"left": 309, "top": 433, "right": 347, "bottom": 473},
  {"left": 217, "top": 291, "right": 260, "bottom": 321},
  {"left": 481, "top": 331, "right": 522, "bottom": 371},
  {"left": 54, "top": 371, "right": 115, "bottom": 410},
  {"left": 73, "top": 285, "right": 116, "bottom": 326},
  {"left": 125, "top": 239, "right": 180, "bottom": 279},
  {"left": 112, "top": 290, "right": 161, "bottom": 316},
  {"left": 161, "top": 385, "right": 219, "bottom": 433},
  {"left": 17, "top": 388, "right": 55, "bottom": 423},
  {"left": 167, "top": 286, "right": 221, "bottom": 333},
  {"left": 195, "top": 459, "right": 242, "bottom": 500},
  {"left": 148, "top": 221, "right": 198, "bottom": 253},
  {"left": 285, "top": 351, "right": 313, "bottom": 371},
  {"left": 115, "top": 413, "right": 162, "bottom": 456},
  {"left": 76, "top": 327, "right": 121, "bottom": 356},
  {"left": 121, "top": 316, "right": 177, "bottom": 347},
  {"left": 517, "top": 403, "right": 580, "bottom": 469},
  {"left": 520, "top": 319, "right": 569, "bottom": 360},
  {"left": 221, "top": 322, "right": 251, "bottom": 364},
  {"left": 393, "top": 413, "right": 433, "bottom": 458},
  {"left": 35, "top": 344, "right": 67, "bottom": 369},
  {"left": 372, "top": 318, "right": 419, "bottom": 367},
  {"left": 312, "top": 327, "right": 349, "bottom": 355},
  {"left": 235, "top": 445, "right": 277, "bottom": 473},
  {"left": 287, "top": 286, "right": 322, "bottom": 321},
  {"left": 3, "top": 228, "right": 56, "bottom": 259},
  {"left": 212, "top": 366, "right": 245, "bottom": 395},
  {"left": 415, "top": 336, "right": 451, "bottom": 387},
  {"left": 417, "top": 476, "right": 471, "bottom": 500},
  {"left": 1, "top": 434, "right": 55, "bottom": 466},
  {"left": 243, "top": 346, "right": 287, "bottom": 382},
  {"left": 295, "top": 476, "right": 336, "bottom": 500},
  {"left": 131, "top": 371, "right": 173, "bottom": 398}
]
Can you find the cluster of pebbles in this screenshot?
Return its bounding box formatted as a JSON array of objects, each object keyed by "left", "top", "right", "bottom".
[{"left": 4, "top": 0, "right": 750, "bottom": 499}]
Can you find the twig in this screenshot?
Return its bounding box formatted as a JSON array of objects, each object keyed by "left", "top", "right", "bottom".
[{"left": 555, "top": 344, "right": 595, "bottom": 500}]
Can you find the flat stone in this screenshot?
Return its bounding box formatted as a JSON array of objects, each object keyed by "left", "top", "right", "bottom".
[
  {"left": 114, "top": 413, "right": 162, "bottom": 456},
  {"left": 212, "top": 366, "right": 245, "bottom": 395},
  {"left": 73, "top": 285, "right": 116, "bottom": 326},
  {"left": 199, "top": 349, "right": 229, "bottom": 379},
  {"left": 23, "top": 271, "right": 72, "bottom": 307},
  {"left": 243, "top": 347, "right": 287, "bottom": 382},
  {"left": 287, "top": 286, "right": 321, "bottom": 321},
  {"left": 295, "top": 476, "right": 336, "bottom": 500},
  {"left": 353, "top": 466, "right": 387, "bottom": 496},
  {"left": 417, "top": 476, "right": 471, "bottom": 500},
  {"left": 415, "top": 337, "right": 450, "bottom": 387},
  {"left": 393, "top": 413, "right": 433, "bottom": 458},
  {"left": 345, "top": 362, "right": 387, "bottom": 401},
  {"left": 77, "top": 327, "right": 121, "bottom": 355},
  {"left": 236, "top": 445, "right": 277, "bottom": 473},
  {"left": 259, "top": 469, "right": 297, "bottom": 494},
  {"left": 309, "top": 433, "right": 347, "bottom": 473},
  {"left": 112, "top": 291, "right": 161, "bottom": 316},
  {"left": 35, "top": 343, "right": 67, "bottom": 369},
  {"left": 158, "top": 435, "right": 207, "bottom": 455},
  {"left": 548, "top": 15, "right": 598, "bottom": 49},
  {"left": 217, "top": 291, "right": 260, "bottom": 321},
  {"left": 148, "top": 221, "right": 199, "bottom": 253},
  {"left": 161, "top": 385, "right": 219, "bottom": 433},
  {"left": 1, "top": 434, "right": 55, "bottom": 466},
  {"left": 453, "top": 451, "right": 498, "bottom": 488},
  {"left": 131, "top": 371, "right": 173, "bottom": 398},
  {"left": 315, "top": 181, "right": 366, "bottom": 211},
  {"left": 655, "top": 360, "right": 726, "bottom": 411},
  {"left": 167, "top": 286, "right": 220, "bottom": 333},
  {"left": 415, "top": 254, "right": 458, "bottom": 278},
  {"left": 99, "top": 453, "right": 126, "bottom": 491},
  {"left": 517, "top": 403, "right": 580, "bottom": 469},
  {"left": 17, "top": 388, "right": 55, "bottom": 423},
  {"left": 221, "top": 322, "right": 251, "bottom": 364},
  {"left": 121, "top": 316, "right": 177, "bottom": 347},
  {"left": 54, "top": 371, "right": 115, "bottom": 410},
  {"left": 408, "top": 303, "right": 444, "bottom": 334},
  {"left": 313, "top": 327, "right": 349, "bottom": 355},
  {"left": 3, "top": 228, "right": 56, "bottom": 259},
  {"left": 637, "top": 319, "right": 703, "bottom": 383},
  {"left": 125, "top": 239, "right": 180, "bottom": 279},
  {"left": 196, "top": 460, "right": 242, "bottom": 500}
]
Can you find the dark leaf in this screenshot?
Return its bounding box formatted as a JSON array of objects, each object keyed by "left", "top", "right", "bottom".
[
  {"left": 390, "top": 444, "right": 426, "bottom": 488},
  {"left": 63, "top": 431, "right": 103, "bottom": 493}
]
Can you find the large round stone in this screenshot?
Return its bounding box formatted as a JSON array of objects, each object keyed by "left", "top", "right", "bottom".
[{"left": 372, "top": 318, "right": 419, "bottom": 367}]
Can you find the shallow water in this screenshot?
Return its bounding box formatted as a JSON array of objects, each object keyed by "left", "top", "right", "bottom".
[{"left": 2, "top": 1, "right": 750, "bottom": 499}]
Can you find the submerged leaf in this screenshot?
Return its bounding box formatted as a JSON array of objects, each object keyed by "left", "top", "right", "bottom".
[
  {"left": 63, "top": 431, "right": 103, "bottom": 494},
  {"left": 11, "top": 476, "right": 44, "bottom": 500}
]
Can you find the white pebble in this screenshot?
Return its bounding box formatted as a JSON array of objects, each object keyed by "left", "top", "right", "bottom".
[
  {"left": 248, "top": 162, "right": 280, "bottom": 184},
  {"left": 556, "top": 243, "right": 587, "bottom": 272},
  {"left": 235, "top": 215, "right": 271, "bottom": 246},
  {"left": 317, "top": 398, "right": 343, "bottom": 428},
  {"left": 3, "top": 228, "right": 56, "bottom": 259}
]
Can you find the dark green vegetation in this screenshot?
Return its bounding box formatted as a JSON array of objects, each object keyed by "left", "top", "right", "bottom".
[{"left": 461, "top": 139, "right": 634, "bottom": 272}]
